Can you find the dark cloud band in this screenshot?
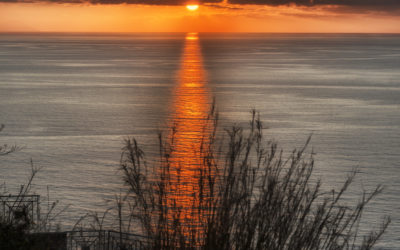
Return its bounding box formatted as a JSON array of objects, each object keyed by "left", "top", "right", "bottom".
[
  {"left": 1, "top": 0, "right": 400, "bottom": 10},
  {"left": 0, "top": 0, "right": 222, "bottom": 4},
  {"left": 89, "top": 0, "right": 221, "bottom": 5},
  {"left": 228, "top": 0, "right": 400, "bottom": 7}
]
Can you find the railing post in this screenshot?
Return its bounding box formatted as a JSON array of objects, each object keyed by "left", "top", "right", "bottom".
[
  {"left": 36, "top": 195, "right": 40, "bottom": 227},
  {"left": 107, "top": 230, "right": 110, "bottom": 250}
]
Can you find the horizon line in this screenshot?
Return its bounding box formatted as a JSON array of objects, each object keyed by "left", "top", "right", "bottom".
[{"left": 1, "top": 31, "right": 400, "bottom": 35}]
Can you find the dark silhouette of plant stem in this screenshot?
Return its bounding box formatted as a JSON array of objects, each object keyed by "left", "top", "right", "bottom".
[
  {"left": 1, "top": 125, "right": 66, "bottom": 249},
  {"left": 120, "top": 109, "right": 390, "bottom": 250}
]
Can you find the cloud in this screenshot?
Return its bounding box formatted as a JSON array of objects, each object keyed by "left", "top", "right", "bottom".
[
  {"left": 90, "top": 0, "right": 222, "bottom": 5},
  {"left": 0, "top": 0, "right": 223, "bottom": 4},
  {"left": 227, "top": 0, "right": 400, "bottom": 10},
  {"left": 1, "top": 0, "right": 400, "bottom": 14},
  {"left": 204, "top": 3, "right": 244, "bottom": 10}
]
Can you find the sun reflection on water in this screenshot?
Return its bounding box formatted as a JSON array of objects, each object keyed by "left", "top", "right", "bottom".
[{"left": 163, "top": 32, "right": 213, "bottom": 239}]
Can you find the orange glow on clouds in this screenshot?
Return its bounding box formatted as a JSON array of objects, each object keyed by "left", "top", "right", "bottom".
[{"left": 0, "top": 2, "right": 399, "bottom": 33}]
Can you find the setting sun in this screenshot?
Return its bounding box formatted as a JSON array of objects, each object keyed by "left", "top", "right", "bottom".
[{"left": 186, "top": 5, "right": 199, "bottom": 11}]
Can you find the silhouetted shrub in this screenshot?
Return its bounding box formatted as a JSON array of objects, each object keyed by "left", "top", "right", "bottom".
[
  {"left": 0, "top": 125, "right": 65, "bottom": 250},
  {"left": 120, "top": 110, "right": 390, "bottom": 250}
]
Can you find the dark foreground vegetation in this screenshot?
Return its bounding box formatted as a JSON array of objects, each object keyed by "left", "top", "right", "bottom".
[
  {"left": 120, "top": 109, "right": 390, "bottom": 250},
  {"left": 0, "top": 109, "right": 391, "bottom": 249},
  {"left": 0, "top": 125, "right": 67, "bottom": 250}
]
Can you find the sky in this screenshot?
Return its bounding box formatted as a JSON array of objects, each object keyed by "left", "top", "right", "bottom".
[{"left": 0, "top": 0, "right": 399, "bottom": 33}]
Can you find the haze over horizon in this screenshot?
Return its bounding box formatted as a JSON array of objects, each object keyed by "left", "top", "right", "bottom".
[{"left": 1, "top": 0, "right": 399, "bottom": 33}]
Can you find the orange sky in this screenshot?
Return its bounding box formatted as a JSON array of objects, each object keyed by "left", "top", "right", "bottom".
[{"left": 0, "top": 2, "right": 399, "bottom": 33}]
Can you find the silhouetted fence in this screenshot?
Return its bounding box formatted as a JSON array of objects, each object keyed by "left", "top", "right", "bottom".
[
  {"left": 66, "top": 230, "right": 149, "bottom": 250},
  {"left": 0, "top": 194, "right": 40, "bottom": 225},
  {"left": 0, "top": 194, "right": 149, "bottom": 250}
]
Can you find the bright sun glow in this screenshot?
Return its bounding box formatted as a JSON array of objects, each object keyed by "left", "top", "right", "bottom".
[{"left": 186, "top": 5, "right": 199, "bottom": 11}]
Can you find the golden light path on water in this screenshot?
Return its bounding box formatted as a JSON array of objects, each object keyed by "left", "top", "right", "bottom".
[{"left": 164, "top": 32, "right": 213, "bottom": 239}]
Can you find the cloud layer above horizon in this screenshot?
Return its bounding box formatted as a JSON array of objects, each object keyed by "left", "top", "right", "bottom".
[
  {"left": 0, "top": 0, "right": 222, "bottom": 4},
  {"left": 1, "top": 0, "right": 400, "bottom": 13},
  {"left": 0, "top": 0, "right": 398, "bottom": 6}
]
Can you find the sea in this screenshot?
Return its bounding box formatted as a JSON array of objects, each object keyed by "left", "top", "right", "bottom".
[{"left": 0, "top": 33, "right": 399, "bottom": 248}]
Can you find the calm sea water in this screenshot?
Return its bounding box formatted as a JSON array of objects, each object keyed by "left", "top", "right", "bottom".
[{"left": 0, "top": 33, "right": 399, "bottom": 248}]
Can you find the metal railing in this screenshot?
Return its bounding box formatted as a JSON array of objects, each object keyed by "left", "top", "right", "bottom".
[
  {"left": 0, "top": 194, "right": 149, "bottom": 249},
  {"left": 0, "top": 194, "right": 40, "bottom": 225},
  {"left": 66, "top": 230, "right": 149, "bottom": 250}
]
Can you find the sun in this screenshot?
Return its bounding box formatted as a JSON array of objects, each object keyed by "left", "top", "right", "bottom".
[{"left": 186, "top": 5, "right": 199, "bottom": 11}]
